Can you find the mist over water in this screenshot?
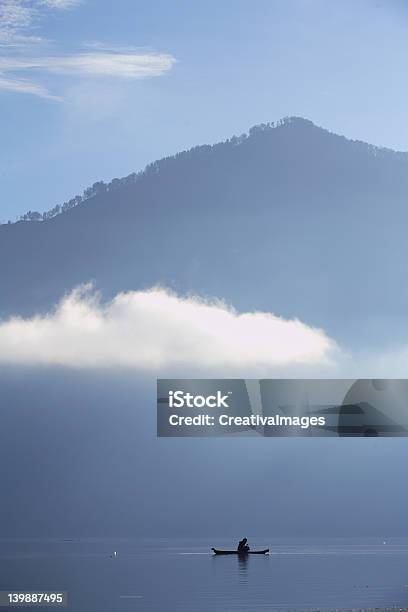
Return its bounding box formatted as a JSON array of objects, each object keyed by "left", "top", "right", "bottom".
[{"left": 0, "top": 368, "right": 407, "bottom": 540}]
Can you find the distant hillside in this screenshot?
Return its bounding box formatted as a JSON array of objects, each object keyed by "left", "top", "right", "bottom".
[
  {"left": 9, "top": 116, "right": 408, "bottom": 225},
  {"left": 2, "top": 116, "right": 408, "bottom": 347}
]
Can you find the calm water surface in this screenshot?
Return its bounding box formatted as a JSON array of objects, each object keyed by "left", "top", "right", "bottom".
[{"left": 0, "top": 538, "right": 407, "bottom": 611}]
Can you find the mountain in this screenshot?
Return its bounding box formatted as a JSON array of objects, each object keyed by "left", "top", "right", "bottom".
[
  {"left": 2, "top": 118, "right": 408, "bottom": 541},
  {"left": 2, "top": 116, "right": 408, "bottom": 346}
]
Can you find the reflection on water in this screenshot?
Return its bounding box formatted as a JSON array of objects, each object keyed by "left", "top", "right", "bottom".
[
  {"left": 237, "top": 552, "right": 249, "bottom": 576},
  {"left": 0, "top": 538, "right": 407, "bottom": 611},
  {"left": 212, "top": 552, "right": 251, "bottom": 586}
]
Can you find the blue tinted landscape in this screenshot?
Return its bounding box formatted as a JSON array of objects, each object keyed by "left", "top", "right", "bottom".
[{"left": 1, "top": 2, "right": 408, "bottom": 610}]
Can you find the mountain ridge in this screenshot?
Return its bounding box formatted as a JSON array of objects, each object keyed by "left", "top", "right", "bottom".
[
  {"left": 6, "top": 116, "right": 408, "bottom": 227},
  {"left": 2, "top": 115, "right": 408, "bottom": 349}
]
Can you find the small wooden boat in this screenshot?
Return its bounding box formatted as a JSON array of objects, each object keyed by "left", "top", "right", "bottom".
[{"left": 211, "top": 548, "right": 269, "bottom": 555}]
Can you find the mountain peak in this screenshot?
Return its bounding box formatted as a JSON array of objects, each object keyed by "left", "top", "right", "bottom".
[
  {"left": 247, "top": 116, "right": 318, "bottom": 137},
  {"left": 6, "top": 116, "right": 407, "bottom": 227}
]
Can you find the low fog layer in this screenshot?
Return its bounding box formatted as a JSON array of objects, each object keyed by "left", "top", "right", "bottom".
[
  {"left": 0, "top": 285, "right": 336, "bottom": 372},
  {"left": 2, "top": 286, "right": 408, "bottom": 378},
  {"left": 0, "top": 368, "right": 406, "bottom": 538}
]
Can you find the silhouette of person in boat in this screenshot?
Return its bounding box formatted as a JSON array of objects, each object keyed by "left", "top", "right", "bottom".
[{"left": 237, "top": 538, "right": 250, "bottom": 554}]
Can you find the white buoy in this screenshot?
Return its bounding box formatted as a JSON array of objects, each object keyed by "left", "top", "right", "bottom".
[{"left": 111, "top": 551, "right": 117, "bottom": 558}]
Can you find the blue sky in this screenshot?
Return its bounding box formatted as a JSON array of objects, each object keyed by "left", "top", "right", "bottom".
[{"left": 1, "top": 0, "right": 408, "bottom": 220}]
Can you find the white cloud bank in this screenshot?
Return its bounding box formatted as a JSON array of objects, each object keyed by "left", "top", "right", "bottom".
[{"left": 0, "top": 286, "right": 339, "bottom": 374}]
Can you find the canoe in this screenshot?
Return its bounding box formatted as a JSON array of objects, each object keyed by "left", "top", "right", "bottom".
[{"left": 211, "top": 548, "right": 269, "bottom": 555}]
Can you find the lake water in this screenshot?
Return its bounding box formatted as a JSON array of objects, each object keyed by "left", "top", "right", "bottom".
[{"left": 0, "top": 538, "right": 407, "bottom": 611}]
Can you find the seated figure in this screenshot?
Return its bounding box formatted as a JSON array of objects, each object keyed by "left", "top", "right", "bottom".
[{"left": 237, "top": 537, "right": 250, "bottom": 553}]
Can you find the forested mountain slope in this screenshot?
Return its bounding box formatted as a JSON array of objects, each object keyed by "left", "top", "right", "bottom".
[{"left": 2, "top": 117, "right": 408, "bottom": 345}]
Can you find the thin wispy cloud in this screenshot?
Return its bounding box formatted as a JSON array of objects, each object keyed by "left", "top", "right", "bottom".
[
  {"left": 0, "top": 286, "right": 338, "bottom": 374},
  {"left": 0, "top": 0, "right": 37, "bottom": 46},
  {"left": 0, "top": 73, "right": 60, "bottom": 98},
  {"left": 40, "top": 0, "right": 81, "bottom": 8},
  {"left": 0, "top": 49, "right": 176, "bottom": 99},
  {"left": 0, "top": 0, "right": 75, "bottom": 47},
  {"left": 0, "top": 1, "right": 175, "bottom": 99},
  {"left": 0, "top": 51, "right": 176, "bottom": 78}
]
